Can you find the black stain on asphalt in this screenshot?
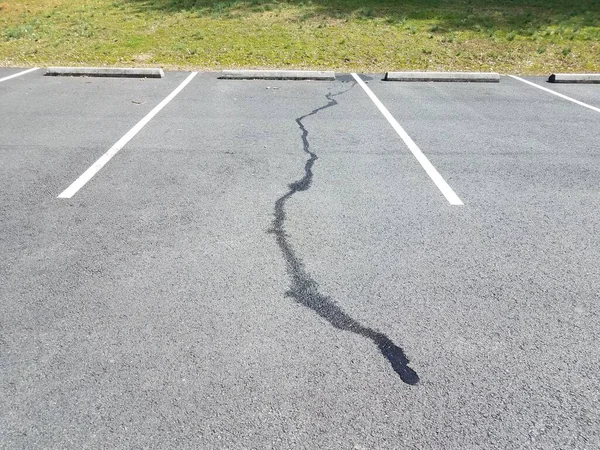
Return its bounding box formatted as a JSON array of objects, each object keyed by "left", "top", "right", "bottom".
[{"left": 269, "top": 82, "right": 419, "bottom": 385}]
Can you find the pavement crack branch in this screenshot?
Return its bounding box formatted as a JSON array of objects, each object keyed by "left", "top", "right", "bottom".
[{"left": 269, "top": 83, "right": 419, "bottom": 385}]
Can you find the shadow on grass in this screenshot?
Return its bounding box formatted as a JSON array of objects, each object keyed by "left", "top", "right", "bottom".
[{"left": 126, "top": 0, "right": 600, "bottom": 35}]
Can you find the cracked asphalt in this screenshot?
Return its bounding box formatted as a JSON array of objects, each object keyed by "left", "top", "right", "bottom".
[{"left": 1, "top": 68, "right": 599, "bottom": 449}]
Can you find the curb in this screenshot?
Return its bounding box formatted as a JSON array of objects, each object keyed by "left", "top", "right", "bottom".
[
  {"left": 548, "top": 73, "right": 600, "bottom": 84},
  {"left": 218, "top": 70, "right": 335, "bottom": 80},
  {"left": 384, "top": 72, "right": 500, "bottom": 82},
  {"left": 45, "top": 67, "right": 165, "bottom": 78}
]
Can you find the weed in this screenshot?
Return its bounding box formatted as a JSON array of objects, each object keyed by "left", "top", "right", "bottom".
[
  {"left": 4, "top": 25, "right": 34, "bottom": 41},
  {"left": 358, "top": 8, "right": 374, "bottom": 19},
  {"left": 405, "top": 25, "right": 417, "bottom": 35},
  {"left": 212, "top": 3, "right": 225, "bottom": 18},
  {"left": 74, "top": 19, "right": 95, "bottom": 38}
]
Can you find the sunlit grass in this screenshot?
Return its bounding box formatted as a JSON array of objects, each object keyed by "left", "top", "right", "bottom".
[{"left": 1, "top": 0, "right": 599, "bottom": 73}]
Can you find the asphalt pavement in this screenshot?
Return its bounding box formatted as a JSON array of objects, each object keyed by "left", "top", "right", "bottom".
[{"left": 1, "top": 69, "right": 599, "bottom": 449}]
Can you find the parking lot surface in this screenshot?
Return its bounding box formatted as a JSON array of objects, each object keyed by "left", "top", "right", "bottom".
[{"left": 1, "top": 70, "right": 599, "bottom": 449}]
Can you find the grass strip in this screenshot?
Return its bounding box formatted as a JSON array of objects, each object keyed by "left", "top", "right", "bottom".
[{"left": 1, "top": 0, "right": 600, "bottom": 74}]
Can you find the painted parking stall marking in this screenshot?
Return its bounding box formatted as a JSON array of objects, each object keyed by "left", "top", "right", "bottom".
[
  {"left": 510, "top": 75, "right": 600, "bottom": 114},
  {"left": 351, "top": 73, "right": 464, "bottom": 206},
  {"left": 58, "top": 71, "right": 198, "bottom": 198},
  {"left": 0, "top": 68, "right": 39, "bottom": 84}
]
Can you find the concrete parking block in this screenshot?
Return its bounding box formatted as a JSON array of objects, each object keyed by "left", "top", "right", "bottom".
[
  {"left": 384, "top": 71, "right": 500, "bottom": 82},
  {"left": 219, "top": 69, "right": 335, "bottom": 80},
  {"left": 45, "top": 67, "right": 165, "bottom": 78},
  {"left": 548, "top": 73, "right": 600, "bottom": 83}
]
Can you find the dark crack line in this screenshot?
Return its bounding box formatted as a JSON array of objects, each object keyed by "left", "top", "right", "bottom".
[{"left": 269, "top": 83, "right": 419, "bottom": 385}]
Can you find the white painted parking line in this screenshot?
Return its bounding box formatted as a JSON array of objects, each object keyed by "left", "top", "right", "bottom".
[
  {"left": 58, "top": 71, "right": 198, "bottom": 199},
  {"left": 0, "top": 67, "right": 39, "bottom": 83},
  {"left": 351, "top": 73, "right": 464, "bottom": 206},
  {"left": 510, "top": 75, "right": 600, "bottom": 114}
]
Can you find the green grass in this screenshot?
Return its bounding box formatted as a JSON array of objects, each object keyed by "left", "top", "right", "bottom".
[{"left": 1, "top": 0, "right": 600, "bottom": 73}]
